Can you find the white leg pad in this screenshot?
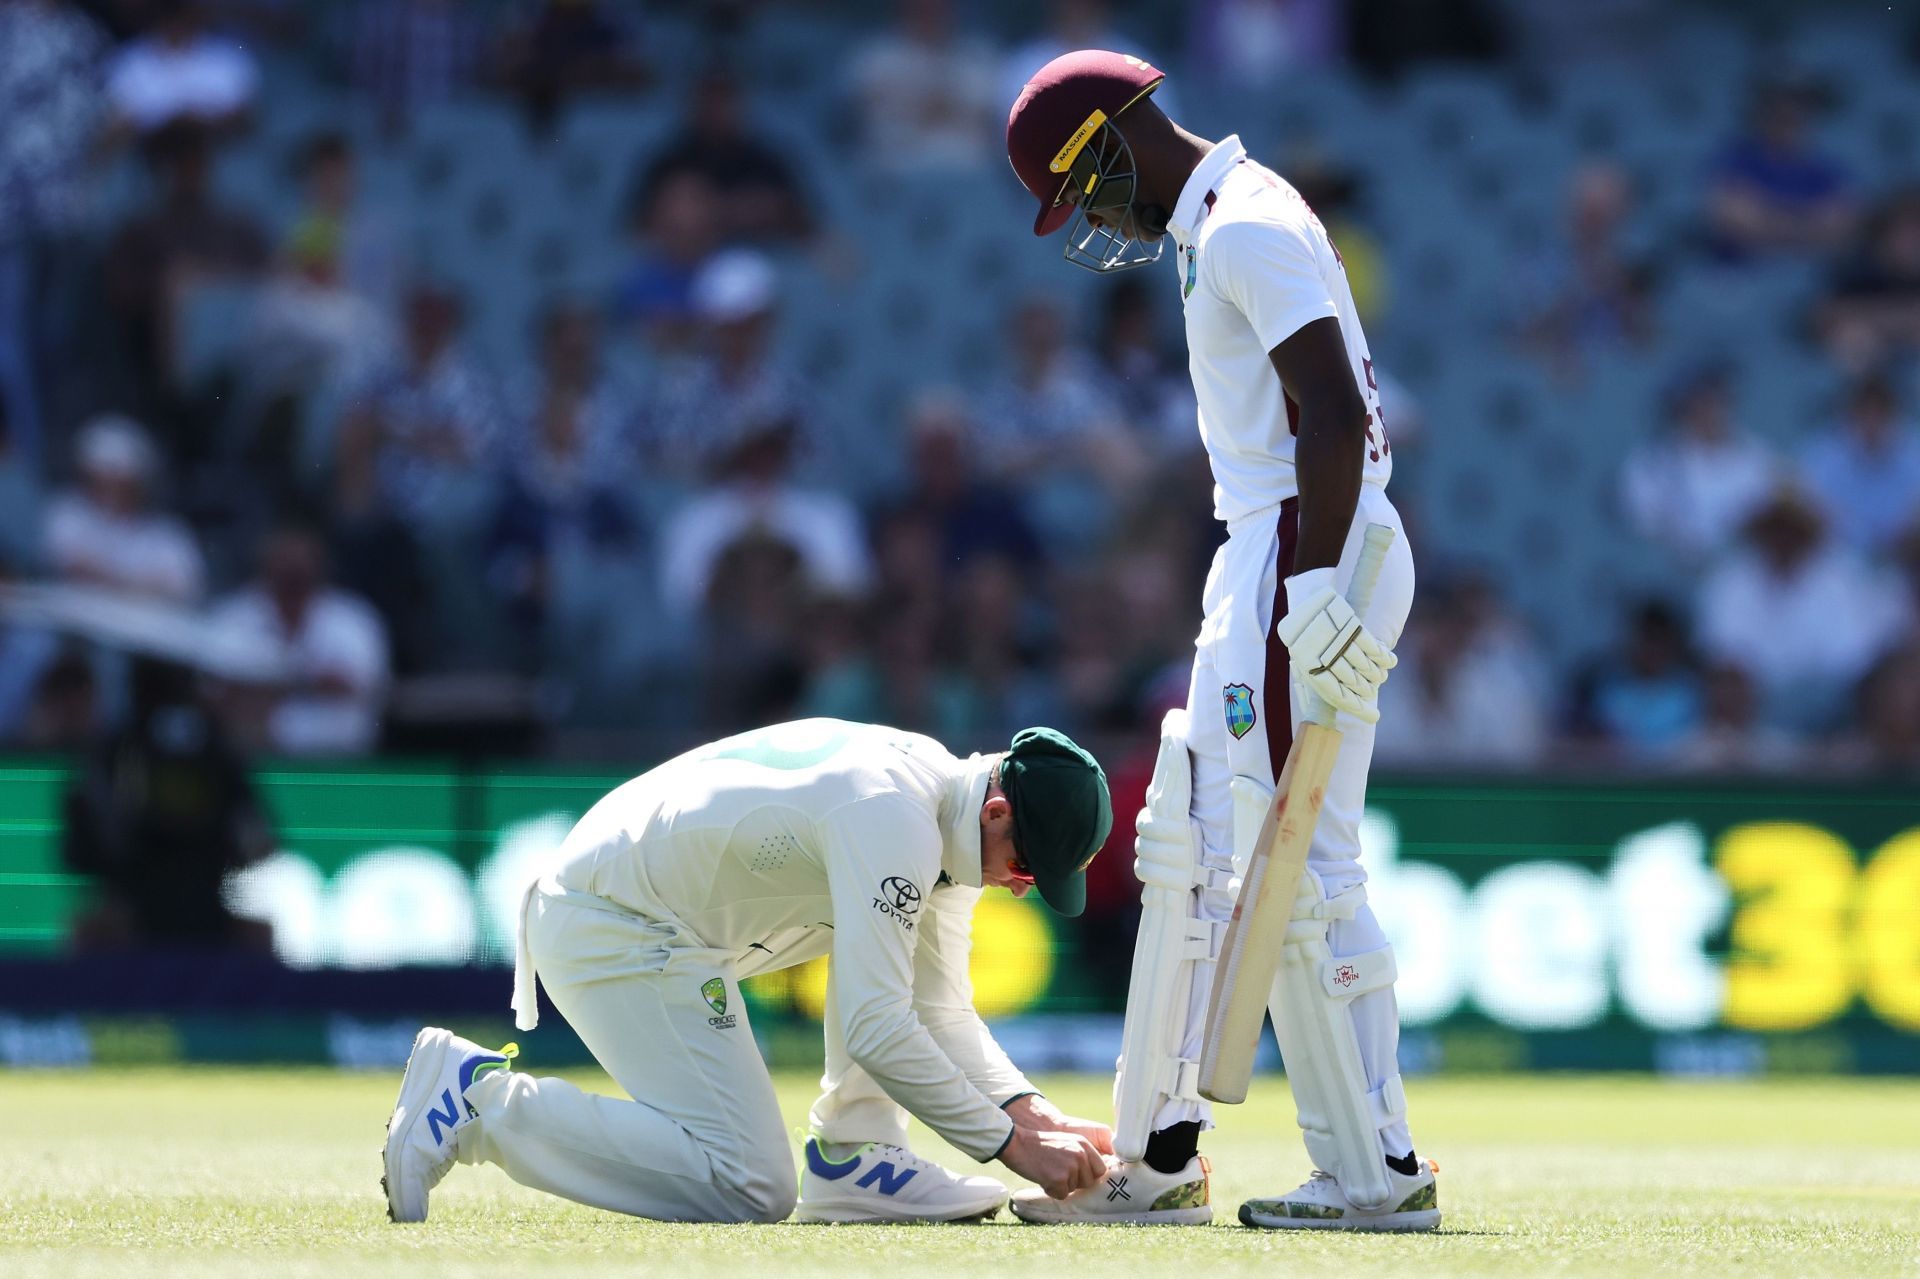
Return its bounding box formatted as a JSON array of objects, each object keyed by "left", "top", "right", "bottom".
[
  {"left": 1113, "top": 708, "right": 1221, "bottom": 1163},
  {"left": 1266, "top": 867, "right": 1402, "bottom": 1210},
  {"left": 1228, "top": 775, "right": 1273, "bottom": 886}
]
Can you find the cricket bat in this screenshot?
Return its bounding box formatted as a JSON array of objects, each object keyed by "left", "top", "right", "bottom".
[{"left": 1197, "top": 522, "right": 1395, "bottom": 1105}]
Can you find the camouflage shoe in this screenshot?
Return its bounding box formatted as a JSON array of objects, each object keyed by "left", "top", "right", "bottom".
[
  {"left": 1011, "top": 1155, "right": 1211, "bottom": 1226},
  {"left": 1239, "top": 1159, "right": 1440, "bottom": 1232}
]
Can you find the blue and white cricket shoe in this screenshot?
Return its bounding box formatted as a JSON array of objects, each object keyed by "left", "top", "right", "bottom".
[
  {"left": 794, "top": 1138, "right": 1008, "bottom": 1223},
  {"left": 382, "top": 1027, "right": 516, "bottom": 1223}
]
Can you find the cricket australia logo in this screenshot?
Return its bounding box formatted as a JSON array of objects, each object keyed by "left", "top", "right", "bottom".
[
  {"left": 871, "top": 877, "right": 922, "bottom": 932},
  {"left": 701, "top": 978, "right": 737, "bottom": 1030},
  {"left": 1223, "top": 683, "right": 1257, "bottom": 740}
]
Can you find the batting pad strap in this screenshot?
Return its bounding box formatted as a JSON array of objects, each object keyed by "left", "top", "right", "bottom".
[
  {"left": 1369, "top": 1073, "right": 1408, "bottom": 1130},
  {"left": 1317, "top": 943, "right": 1397, "bottom": 1001},
  {"left": 1169, "top": 1057, "right": 1205, "bottom": 1105}
]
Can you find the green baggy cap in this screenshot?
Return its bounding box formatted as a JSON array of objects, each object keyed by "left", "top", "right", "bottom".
[{"left": 999, "top": 726, "right": 1113, "bottom": 918}]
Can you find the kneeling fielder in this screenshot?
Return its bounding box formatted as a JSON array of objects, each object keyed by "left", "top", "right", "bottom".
[{"left": 383, "top": 719, "right": 1125, "bottom": 1224}]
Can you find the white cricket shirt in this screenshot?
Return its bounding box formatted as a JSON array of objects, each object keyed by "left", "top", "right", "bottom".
[
  {"left": 1169, "top": 135, "right": 1393, "bottom": 524},
  {"left": 541, "top": 719, "right": 1030, "bottom": 1161}
]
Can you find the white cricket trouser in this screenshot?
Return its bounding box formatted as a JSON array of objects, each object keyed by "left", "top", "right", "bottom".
[
  {"left": 1155, "top": 484, "right": 1418, "bottom": 1160},
  {"left": 458, "top": 883, "right": 919, "bottom": 1221}
]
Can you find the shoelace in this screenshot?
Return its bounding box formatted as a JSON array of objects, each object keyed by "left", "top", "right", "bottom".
[{"left": 870, "top": 1143, "right": 940, "bottom": 1173}]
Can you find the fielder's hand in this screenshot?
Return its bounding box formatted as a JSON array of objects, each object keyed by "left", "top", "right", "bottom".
[
  {"left": 1000, "top": 1125, "right": 1106, "bottom": 1199},
  {"left": 1005, "top": 1093, "right": 1115, "bottom": 1156},
  {"left": 1278, "top": 566, "right": 1396, "bottom": 723}
]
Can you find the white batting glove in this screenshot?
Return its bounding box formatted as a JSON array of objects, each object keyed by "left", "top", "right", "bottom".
[{"left": 1277, "top": 567, "right": 1397, "bottom": 724}]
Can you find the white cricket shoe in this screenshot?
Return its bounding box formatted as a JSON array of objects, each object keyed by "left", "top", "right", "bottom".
[
  {"left": 1009, "top": 1155, "right": 1212, "bottom": 1225},
  {"left": 1238, "top": 1158, "right": 1440, "bottom": 1232},
  {"left": 793, "top": 1138, "right": 1009, "bottom": 1223},
  {"left": 382, "top": 1027, "right": 517, "bottom": 1223}
]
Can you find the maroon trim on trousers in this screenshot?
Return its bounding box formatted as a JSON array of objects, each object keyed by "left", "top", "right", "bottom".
[{"left": 1263, "top": 497, "right": 1301, "bottom": 781}]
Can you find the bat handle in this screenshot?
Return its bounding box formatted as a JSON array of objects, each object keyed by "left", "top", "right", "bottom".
[
  {"left": 1299, "top": 523, "right": 1395, "bottom": 726},
  {"left": 1346, "top": 523, "right": 1395, "bottom": 619}
]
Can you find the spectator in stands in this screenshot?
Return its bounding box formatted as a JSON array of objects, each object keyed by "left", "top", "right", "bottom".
[
  {"left": 944, "top": 552, "right": 1066, "bottom": 738},
  {"left": 1705, "top": 78, "right": 1854, "bottom": 262},
  {"left": 344, "top": 0, "right": 488, "bottom": 133},
  {"left": 103, "top": 120, "right": 268, "bottom": 423},
  {"left": 646, "top": 250, "right": 817, "bottom": 482},
  {"left": 209, "top": 524, "right": 390, "bottom": 755},
  {"left": 0, "top": 0, "right": 106, "bottom": 467},
  {"left": 486, "top": 301, "right": 643, "bottom": 667},
  {"left": 105, "top": 0, "right": 257, "bottom": 137},
  {"left": 1095, "top": 277, "right": 1195, "bottom": 453},
  {"left": 630, "top": 67, "right": 814, "bottom": 246},
  {"left": 286, "top": 131, "right": 401, "bottom": 312},
  {"left": 1373, "top": 575, "right": 1550, "bottom": 767},
  {"left": 1671, "top": 662, "right": 1803, "bottom": 773},
  {"left": 1796, "top": 372, "right": 1920, "bottom": 557},
  {"left": 334, "top": 283, "right": 501, "bottom": 665},
  {"left": 245, "top": 213, "right": 394, "bottom": 463},
  {"left": 849, "top": 0, "right": 1002, "bottom": 173},
  {"left": 63, "top": 653, "right": 274, "bottom": 950},
  {"left": 1186, "top": 0, "right": 1344, "bottom": 87},
  {"left": 1573, "top": 599, "right": 1703, "bottom": 761},
  {"left": 1816, "top": 187, "right": 1920, "bottom": 373},
  {"left": 1697, "top": 487, "right": 1911, "bottom": 734},
  {"left": 695, "top": 526, "right": 813, "bottom": 730},
  {"left": 501, "top": 0, "right": 650, "bottom": 132},
  {"left": 1839, "top": 643, "right": 1920, "bottom": 775},
  {"left": 975, "top": 295, "right": 1140, "bottom": 557},
  {"left": 1515, "top": 162, "right": 1658, "bottom": 378},
  {"left": 1620, "top": 361, "right": 1778, "bottom": 563},
  {"left": 336, "top": 283, "right": 501, "bottom": 539},
  {"left": 657, "top": 413, "right": 871, "bottom": 623},
  {"left": 882, "top": 389, "right": 1044, "bottom": 572},
  {"left": 613, "top": 169, "right": 722, "bottom": 353},
  {"left": 45, "top": 414, "right": 204, "bottom": 602}
]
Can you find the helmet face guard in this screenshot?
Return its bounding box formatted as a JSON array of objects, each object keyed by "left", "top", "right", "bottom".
[{"left": 1052, "top": 116, "right": 1165, "bottom": 274}]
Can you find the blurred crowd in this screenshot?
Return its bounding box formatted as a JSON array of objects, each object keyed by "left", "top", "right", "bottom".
[{"left": 0, "top": 0, "right": 1916, "bottom": 801}]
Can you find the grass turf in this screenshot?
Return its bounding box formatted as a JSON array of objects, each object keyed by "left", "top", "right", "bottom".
[{"left": 3, "top": 1067, "right": 1916, "bottom": 1278}]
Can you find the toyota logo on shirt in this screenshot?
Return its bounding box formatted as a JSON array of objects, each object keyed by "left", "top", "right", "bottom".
[{"left": 872, "top": 876, "right": 923, "bottom": 930}]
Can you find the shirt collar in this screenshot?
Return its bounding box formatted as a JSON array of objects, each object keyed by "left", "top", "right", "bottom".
[
  {"left": 937, "top": 752, "right": 998, "bottom": 888},
  {"left": 1169, "top": 134, "right": 1248, "bottom": 244}
]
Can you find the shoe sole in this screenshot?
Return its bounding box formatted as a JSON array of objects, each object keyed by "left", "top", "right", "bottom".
[
  {"left": 382, "top": 1027, "right": 454, "bottom": 1224},
  {"left": 794, "top": 1199, "right": 1006, "bottom": 1225},
  {"left": 1238, "top": 1203, "right": 1441, "bottom": 1232},
  {"left": 1010, "top": 1204, "right": 1213, "bottom": 1227}
]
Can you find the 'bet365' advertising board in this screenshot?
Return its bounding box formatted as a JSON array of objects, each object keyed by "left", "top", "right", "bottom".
[{"left": 1, "top": 762, "right": 1915, "bottom": 1072}]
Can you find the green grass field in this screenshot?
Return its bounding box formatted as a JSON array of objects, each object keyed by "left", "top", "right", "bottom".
[{"left": 3, "top": 1068, "right": 1917, "bottom": 1278}]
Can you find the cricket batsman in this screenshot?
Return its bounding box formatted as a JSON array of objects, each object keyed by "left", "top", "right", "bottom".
[
  {"left": 382, "top": 719, "right": 1117, "bottom": 1224},
  {"left": 1003, "top": 52, "right": 1435, "bottom": 1230}
]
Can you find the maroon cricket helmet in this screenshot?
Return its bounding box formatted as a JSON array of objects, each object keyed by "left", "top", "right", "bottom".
[{"left": 1007, "top": 50, "right": 1166, "bottom": 237}]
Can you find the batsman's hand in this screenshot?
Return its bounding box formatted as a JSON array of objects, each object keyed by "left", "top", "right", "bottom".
[
  {"left": 1005, "top": 1093, "right": 1115, "bottom": 1156},
  {"left": 1278, "top": 567, "right": 1396, "bottom": 724},
  {"left": 1000, "top": 1125, "right": 1106, "bottom": 1199}
]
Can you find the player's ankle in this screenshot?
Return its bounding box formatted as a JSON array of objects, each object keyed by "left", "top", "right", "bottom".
[{"left": 1142, "top": 1120, "right": 1202, "bottom": 1174}]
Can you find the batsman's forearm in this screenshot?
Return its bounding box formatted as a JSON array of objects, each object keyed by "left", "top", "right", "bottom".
[{"left": 1291, "top": 401, "right": 1367, "bottom": 574}]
